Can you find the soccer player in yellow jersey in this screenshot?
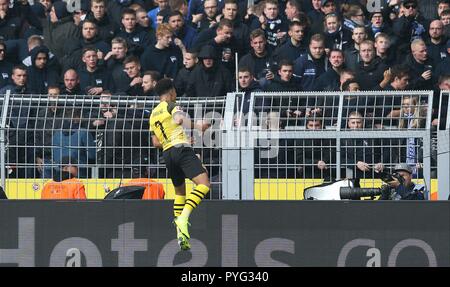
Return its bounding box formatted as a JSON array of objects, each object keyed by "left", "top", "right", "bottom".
[{"left": 150, "top": 78, "right": 210, "bottom": 251}]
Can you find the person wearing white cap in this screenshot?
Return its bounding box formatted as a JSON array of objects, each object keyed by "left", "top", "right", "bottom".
[{"left": 379, "top": 163, "right": 426, "bottom": 200}]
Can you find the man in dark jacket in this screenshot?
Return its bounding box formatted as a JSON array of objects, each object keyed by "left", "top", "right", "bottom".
[
  {"left": 175, "top": 50, "right": 197, "bottom": 96},
  {"left": 293, "top": 33, "right": 328, "bottom": 91},
  {"left": 0, "top": 0, "right": 23, "bottom": 40},
  {"left": 62, "top": 20, "right": 111, "bottom": 71},
  {"left": 0, "top": 40, "right": 13, "bottom": 90},
  {"left": 425, "top": 19, "right": 448, "bottom": 68},
  {"left": 238, "top": 29, "right": 276, "bottom": 86},
  {"left": 26, "top": 45, "right": 59, "bottom": 94},
  {"left": 355, "top": 40, "right": 389, "bottom": 90},
  {"left": 86, "top": 0, "right": 118, "bottom": 43},
  {"left": 404, "top": 39, "right": 435, "bottom": 90},
  {"left": 39, "top": 1, "right": 81, "bottom": 60},
  {"left": 392, "top": 0, "right": 429, "bottom": 63},
  {"left": 185, "top": 44, "right": 233, "bottom": 97},
  {"left": 167, "top": 10, "right": 198, "bottom": 50},
  {"left": 314, "top": 49, "right": 345, "bottom": 91},
  {"left": 194, "top": 18, "right": 243, "bottom": 75},
  {"left": 116, "top": 8, "right": 154, "bottom": 57},
  {"left": 61, "top": 69, "right": 81, "bottom": 95},
  {"left": 77, "top": 46, "right": 114, "bottom": 94},
  {"left": 140, "top": 23, "right": 183, "bottom": 79},
  {"left": 0, "top": 65, "right": 34, "bottom": 178},
  {"left": 272, "top": 20, "right": 308, "bottom": 63}
]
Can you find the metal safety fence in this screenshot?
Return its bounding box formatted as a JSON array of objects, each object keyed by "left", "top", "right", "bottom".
[
  {"left": 0, "top": 92, "right": 226, "bottom": 200},
  {"left": 225, "top": 90, "right": 435, "bottom": 200},
  {"left": 0, "top": 90, "right": 446, "bottom": 200},
  {"left": 437, "top": 90, "right": 450, "bottom": 200}
]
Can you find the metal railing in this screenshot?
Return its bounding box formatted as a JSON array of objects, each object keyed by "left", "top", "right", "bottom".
[{"left": 1, "top": 90, "right": 446, "bottom": 200}]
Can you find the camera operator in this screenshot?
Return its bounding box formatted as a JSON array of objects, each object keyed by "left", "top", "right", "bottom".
[{"left": 379, "top": 163, "right": 426, "bottom": 200}]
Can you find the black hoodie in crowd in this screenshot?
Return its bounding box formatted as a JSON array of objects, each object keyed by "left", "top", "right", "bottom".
[
  {"left": 185, "top": 45, "right": 233, "bottom": 97},
  {"left": 26, "top": 45, "right": 59, "bottom": 94}
]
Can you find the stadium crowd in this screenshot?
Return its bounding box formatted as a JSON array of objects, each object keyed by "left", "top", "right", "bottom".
[{"left": 1, "top": 0, "right": 450, "bottom": 184}]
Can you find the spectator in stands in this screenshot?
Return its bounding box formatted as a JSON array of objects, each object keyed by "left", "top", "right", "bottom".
[
  {"left": 404, "top": 39, "right": 435, "bottom": 90},
  {"left": 440, "top": 9, "right": 450, "bottom": 37},
  {"left": 258, "top": 0, "right": 288, "bottom": 50},
  {"left": 239, "top": 29, "right": 276, "bottom": 88},
  {"left": 140, "top": 23, "right": 183, "bottom": 79},
  {"left": 41, "top": 156, "right": 87, "bottom": 199},
  {"left": 39, "top": 1, "right": 81, "bottom": 60},
  {"left": 309, "top": 0, "right": 337, "bottom": 35},
  {"left": 343, "top": 26, "right": 367, "bottom": 72},
  {"left": 175, "top": 50, "right": 197, "bottom": 96},
  {"left": 122, "top": 55, "right": 144, "bottom": 96},
  {"left": 393, "top": 0, "right": 429, "bottom": 62},
  {"left": 1, "top": 65, "right": 35, "bottom": 178},
  {"left": 26, "top": 45, "right": 59, "bottom": 94},
  {"left": 117, "top": 8, "right": 155, "bottom": 57},
  {"left": 374, "top": 33, "right": 397, "bottom": 67},
  {"left": 86, "top": 0, "right": 118, "bottom": 43},
  {"left": 52, "top": 107, "right": 96, "bottom": 178},
  {"left": 194, "top": 0, "right": 219, "bottom": 32},
  {"left": 219, "top": 0, "right": 250, "bottom": 52},
  {"left": 194, "top": 18, "right": 241, "bottom": 74},
  {"left": 273, "top": 20, "right": 308, "bottom": 63},
  {"left": 136, "top": 8, "right": 151, "bottom": 29},
  {"left": 63, "top": 20, "right": 111, "bottom": 70},
  {"left": 148, "top": 0, "right": 170, "bottom": 28},
  {"left": 265, "top": 59, "right": 297, "bottom": 92},
  {"left": 34, "top": 85, "right": 64, "bottom": 178},
  {"left": 123, "top": 166, "right": 166, "bottom": 199},
  {"left": 22, "top": 35, "right": 60, "bottom": 74},
  {"left": 339, "top": 68, "right": 356, "bottom": 90},
  {"left": 61, "top": 69, "right": 81, "bottom": 95},
  {"left": 0, "top": 64, "right": 28, "bottom": 94},
  {"left": 323, "top": 13, "right": 351, "bottom": 52},
  {"left": 0, "top": 0, "right": 24, "bottom": 40},
  {"left": 104, "top": 37, "right": 130, "bottom": 93},
  {"left": 142, "top": 70, "right": 161, "bottom": 98},
  {"left": 354, "top": 40, "right": 390, "bottom": 90},
  {"left": 384, "top": 95, "right": 427, "bottom": 175},
  {"left": 435, "top": 39, "right": 450, "bottom": 76},
  {"left": 293, "top": 33, "right": 328, "bottom": 91},
  {"left": 284, "top": 0, "right": 302, "bottom": 22},
  {"left": 170, "top": 0, "right": 189, "bottom": 19},
  {"left": 426, "top": 20, "right": 447, "bottom": 68},
  {"left": 167, "top": 10, "right": 198, "bottom": 50},
  {"left": 342, "top": 4, "right": 369, "bottom": 34},
  {"left": 341, "top": 110, "right": 385, "bottom": 179},
  {"left": 296, "top": 112, "right": 334, "bottom": 180},
  {"left": 78, "top": 46, "right": 114, "bottom": 95},
  {"left": 379, "top": 162, "right": 425, "bottom": 200},
  {"left": 437, "top": 0, "right": 450, "bottom": 19},
  {"left": 0, "top": 40, "right": 13, "bottom": 90},
  {"left": 185, "top": 44, "right": 233, "bottom": 97},
  {"left": 314, "top": 49, "right": 345, "bottom": 91},
  {"left": 237, "top": 66, "right": 262, "bottom": 119},
  {"left": 368, "top": 10, "right": 394, "bottom": 40}
]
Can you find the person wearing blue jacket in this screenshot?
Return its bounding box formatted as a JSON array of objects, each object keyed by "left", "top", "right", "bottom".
[
  {"left": 293, "top": 33, "right": 328, "bottom": 91},
  {"left": 52, "top": 108, "right": 96, "bottom": 178}
]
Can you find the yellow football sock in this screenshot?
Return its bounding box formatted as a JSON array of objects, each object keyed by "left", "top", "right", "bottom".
[{"left": 181, "top": 184, "right": 210, "bottom": 218}]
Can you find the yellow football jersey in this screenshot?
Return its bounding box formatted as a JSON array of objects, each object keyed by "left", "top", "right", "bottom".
[{"left": 149, "top": 101, "right": 189, "bottom": 151}]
